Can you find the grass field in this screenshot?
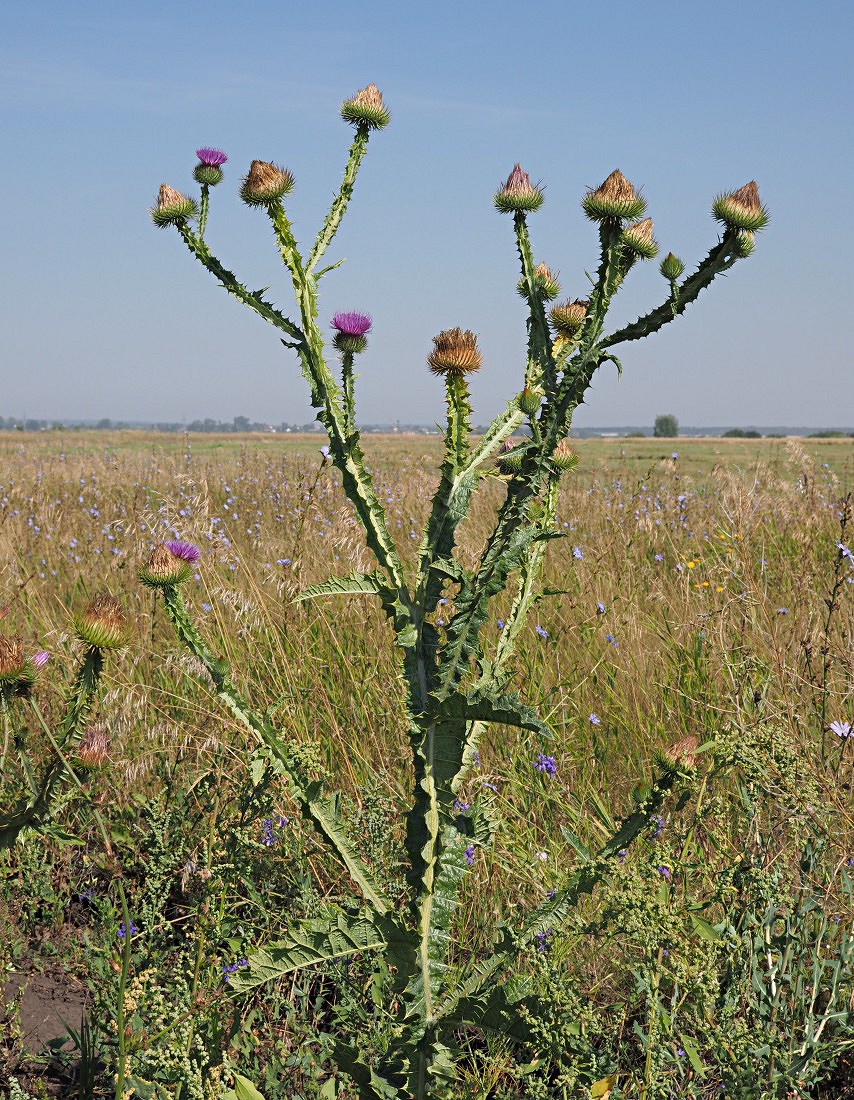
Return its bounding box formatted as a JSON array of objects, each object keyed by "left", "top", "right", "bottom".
[{"left": 2, "top": 431, "right": 853, "bottom": 1097}]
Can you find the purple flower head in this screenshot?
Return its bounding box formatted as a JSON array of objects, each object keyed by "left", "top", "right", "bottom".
[
  {"left": 319, "top": 445, "right": 331, "bottom": 459},
  {"left": 464, "top": 845, "right": 475, "bottom": 866},
  {"left": 331, "top": 311, "right": 372, "bottom": 337},
  {"left": 657, "top": 865, "right": 672, "bottom": 880},
  {"left": 535, "top": 624, "right": 549, "bottom": 639},
  {"left": 535, "top": 752, "right": 557, "bottom": 776},
  {"left": 829, "top": 720, "right": 852, "bottom": 740},
  {"left": 605, "top": 633, "right": 617, "bottom": 648},
  {"left": 31, "top": 651, "right": 50, "bottom": 669},
  {"left": 164, "top": 540, "right": 201, "bottom": 563},
  {"left": 117, "top": 921, "right": 139, "bottom": 939},
  {"left": 572, "top": 546, "right": 584, "bottom": 560},
  {"left": 596, "top": 601, "right": 606, "bottom": 614},
  {"left": 589, "top": 713, "right": 601, "bottom": 726},
  {"left": 196, "top": 147, "right": 228, "bottom": 167}
]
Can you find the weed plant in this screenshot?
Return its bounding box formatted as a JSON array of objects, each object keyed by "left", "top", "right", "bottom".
[{"left": 1, "top": 86, "right": 853, "bottom": 1099}]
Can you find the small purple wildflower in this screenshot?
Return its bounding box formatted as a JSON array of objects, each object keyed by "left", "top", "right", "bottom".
[
  {"left": 464, "top": 845, "right": 475, "bottom": 866},
  {"left": 453, "top": 799, "right": 471, "bottom": 815},
  {"left": 164, "top": 540, "right": 201, "bottom": 563},
  {"left": 654, "top": 553, "right": 664, "bottom": 562},
  {"left": 471, "top": 750, "right": 480, "bottom": 767},
  {"left": 31, "top": 651, "right": 50, "bottom": 669},
  {"left": 546, "top": 887, "right": 557, "bottom": 899},
  {"left": 676, "top": 1047, "right": 686, "bottom": 1058},
  {"left": 78, "top": 886, "right": 95, "bottom": 904},
  {"left": 651, "top": 815, "right": 664, "bottom": 840},
  {"left": 117, "top": 921, "right": 139, "bottom": 939},
  {"left": 657, "top": 865, "right": 672, "bottom": 880},
  {"left": 276, "top": 558, "right": 292, "bottom": 566},
  {"left": 331, "top": 311, "right": 372, "bottom": 337},
  {"left": 672, "top": 452, "right": 679, "bottom": 460},
  {"left": 201, "top": 602, "right": 212, "bottom": 613},
  {"left": 618, "top": 849, "right": 627, "bottom": 863},
  {"left": 535, "top": 929, "right": 554, "bottom": 953},
  {"left": 496, "top": 619, "right": 505, "bottom": 630},
  {"left": 605, "top": 633, "right": 617, "bottom": 648},
  {"left": 196, "top": 147, "right": 228, "bottom": 167},
  {"left": 596, "top": 601, "right": 606, "bottom": 614},
  {"left": 535, "top": 752, "right": 557, "bottom": 776},
  {"left": 572, "top": 546, "right": 583, "bottom": 560},
  {"left": 589, "top": 713, "right": 601, "bottom": 725},
  {"left": 535, "top": 624, "right": 549, "bottom": 639},
  {"left": 829, "top": 720, "right": 852, "bottom": 740},
  {"left": 777, "top": 607, "right": 789, "bottom": 614},
  {"left": 319, "top": 445, "right": 330, "bottom": 459},
  {"left": 837, "top": 541, "right": 854, "bottom": 566},
  {"left": 222, "top": 957, "right": 249, "bottom": 984},
  {"left": 480, "top": 780, "right": 498, "bottom": 792}
]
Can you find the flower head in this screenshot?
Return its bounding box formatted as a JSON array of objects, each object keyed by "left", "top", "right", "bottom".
[
  {"left": 535, "top": 752, "right": 557, "bottom": 776},
  {"left": 0, "top": 635, "right": 26, "bottom": 685},
  {"left": 712, "top": 181, "right": 769, "bottom": 232},
  {"left": 518, "top": 262, "right": 560, "bottom": 301},
  {"left": 32, "top": 651, "right": 50, "bottom": 669},
  {"left": 427, "top": 328, "right": 482, "bottom": 376},
  {"left": 151, "top": 183, "right": 198, "bottom": 228},
  {"left": 621, "top": 217, "right": 658, "bottom": 260},
  {"left": 550, "top": 300, "right": 588, "bottom": 338},
  {"left": 830, "top": 720, "right": 852, "bottom": 740},
  {"left": 78, "top": 725, "right": 109, "bottom": 767},
  {"left": 196, "top": 147, "right": 228, "bottom": 167},
  {"left": 660, "top": 252, "right": 685, "bottom": 281},
  {"left": 332, "top": 311, "right": 372, "bottom": 354},
  {"left": 240, "top": 161, "right": 295, "bottom": 206},
  {"left": 589, "top": 713, "right": 601, "bottom": 725},
  {"left": 139, "top": 542, "right": 199, "bottom": 588},
  {"left": 494, "top": 164, "right": 544, "bottom": 215},
  {"left": 341, "top": 83, "right": 390, "bottom": 129},
  {"left": 74, "top": 595, "right": 130, "bottom": 650},
  {"left": 583, "top": 169, "right": 646, "bottom": 222}
]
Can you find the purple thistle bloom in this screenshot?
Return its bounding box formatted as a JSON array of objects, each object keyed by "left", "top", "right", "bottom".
[
  {"left": 164, "top": 540, "right": 201, "bottom": 563},
  {"left": 535, "top": 752, "right": 557, "bottom": 776},
  {"left": 829, "top": 720, "right": 852, "bottom": 740},
  {"left": 331, "top": 311, "right": 372, "bottom": 337},
  {"left": 196, "top": 147, "right": 228, "bottom": 166},
  {"left": 31, "top": 651, "right": 50, "bottom": 669}
]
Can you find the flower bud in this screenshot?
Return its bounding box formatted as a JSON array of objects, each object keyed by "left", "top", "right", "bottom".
[
  {"left": 77, "top": 725, "right": 110, "bottom": 767},
  {"left": 497, "top": 439, "right": 524, "bottom": 474},
  {"left": 331, "top": 311, "right": 372, "bottom": 355},
  {"left": 733, "top": 231, "right": 756, "bottom": 258},
  {"left": 659, "top": 252, "right": 685, "bottom": 281},
  {"left": 582, "top": 169, "right": 646, "bottom": 222},
  {"left": 74, "top": 595, "right": 130, "bottom": 651},
  {"left": 552, "top": 438, "right": 579, "bottom": 472},
  {"left": 240, "top": 161, "right": 295, "bottom": 206},
  {"left": 340, "top": 84, "right": 391, "bottom": 129},
  {"left": 712, "top": 181, "right": 768, "bottom": 232},
  {"left": 193, "top": 147, "right": 227, "bottom": 186},
  {"left": 549, "top": 299, "right": 588, "bottom": 338},
  {"left": 139, "top": 541, "right": 200, "bottom": 588},
  {"left": 621, "top": 217, "right": 658, "bottom": 260},
  {"left": 494, "top": 164, "right": 544, "bottom": 215},
  {"left": 151, "top": 184, "right": 198, "bottom": 228},
  {"left": 427, "top": 328, "right": 482, "bottom": 375},
  {"left": 517, "top": 387, "right": 542, "bottom": 417},
  {"left": 517, "top": 262, "right": 560, "bottom": 301}
]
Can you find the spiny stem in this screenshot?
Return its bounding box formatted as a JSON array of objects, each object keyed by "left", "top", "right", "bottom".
[
  {"left": 308, "top": 126, "right": 371, "bottom": 274},
  {"left": 198, "top": 183, "right": 210, "bottom": 238}
]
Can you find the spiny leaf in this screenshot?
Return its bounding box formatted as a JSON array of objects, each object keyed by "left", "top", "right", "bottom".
[{"left": 296, "top": 572, "right": 392, "bottom": 602}]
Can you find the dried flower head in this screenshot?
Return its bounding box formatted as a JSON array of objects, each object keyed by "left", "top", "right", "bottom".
[
  {"left": 550, "top": 299, "right": 588, "bottom": 337},
  {"left": 494, "top": 164, "right": 544, "bottom": 215},
  {"left": 0, "top": 635, "right": 26, "bottom": 684},
  {"left": 660, "top": 252, "right": 685, "bottom": 281},
  {"left": 240, "top": 161, "right": 295, "bottom": 207},
  {"left": 664, "top": 734, "right": 700, "bottom": 771},
  {"left": 622, "top": 217, "right": 658, "bottom": 259},
  {"left": 582, "top": 169, "right": 646, "bottom": 222},
  {"left": 74, "top": 595, "right": 130, "bottom": 651},
  {"left": 77, "top": 725, "right": 110, "bottom": 767},
  {"left": 712, "top": 180, "right": 768, "bottom": 232},
  {"left": 151, "top": 184, "right": 198, "bottom": 228},
  {"left": 427, "top": 328, "right": 483, "bottom": 375},
  {"left": 332, "top": 311, "right": 372, "bottom": 354},
  {"left": 552, "top": 438, "right": 579, "bottom": 472},
  {"left": 341, "top": 83, "right": 391, "bottom": 129},
  {"left": 517, "top": 262, "right": 560, "bottom": 301},
  {"left": 139, "top": 542, "right": 199, "bottom": 588}
]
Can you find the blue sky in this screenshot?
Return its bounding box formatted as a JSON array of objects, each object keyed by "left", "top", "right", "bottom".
[{"left": 2, "top": 0, "right": 852, "bottom": 428}]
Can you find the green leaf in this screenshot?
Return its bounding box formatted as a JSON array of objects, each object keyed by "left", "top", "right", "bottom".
[
  {"left": 233, "top": 1074, "right": 267, "bottom": 1100},
  {"left": 591, "top": 1074, "right": 617, "bottom": 1097},
  {"left": 296, "top": 572, "right": 391, "bottom": 602},
  {"left": 690, "top": 914, "right": 721, "bottom": 942},
  {"left": 228, "top": 909, "right": 387, "bottom": 992},
  {"left": 678, "top": 1035, "right": 706, "bottom": 1077}
]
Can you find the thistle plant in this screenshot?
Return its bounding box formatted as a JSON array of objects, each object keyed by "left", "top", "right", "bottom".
[
  {"left": 0, "top": 595, "right": 129, "bottom": 849},
  {"left": 150, "top": 84, "right": 767, "bottom": 1098}
]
